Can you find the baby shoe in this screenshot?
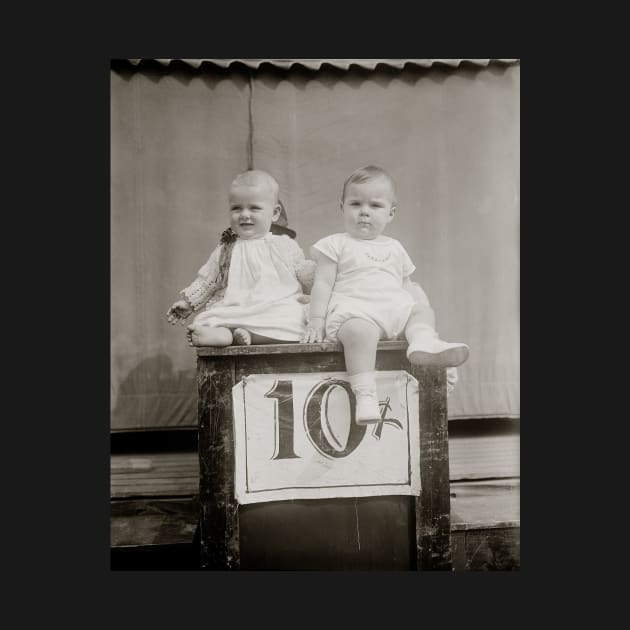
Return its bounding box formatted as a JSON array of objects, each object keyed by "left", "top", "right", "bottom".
[
  {"left": 406, "top": 326, "right": 469, "bottom": 367},
  {"left": 353, "top": 389, "right": 382, "bottom": 425}
]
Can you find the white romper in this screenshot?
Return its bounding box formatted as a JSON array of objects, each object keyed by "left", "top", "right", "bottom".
[
  {"left": 312, "top": 232, "right": 416, "bottom": 342},
  {"left": 183, "top": 233, "right": 310, "bottom": 341}
]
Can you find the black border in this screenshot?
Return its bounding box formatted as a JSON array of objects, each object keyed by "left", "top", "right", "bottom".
[{"left": 21, "top": 4, "right": 600, "bottom": 618}]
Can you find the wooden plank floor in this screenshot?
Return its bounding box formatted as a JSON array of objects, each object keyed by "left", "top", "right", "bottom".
[
  {"left": 110, "top": 429, "right": 520, "bottom": 500},
  {"left": 111, "top": 420, "right": 519, "bottom": 567},
  {"left": 111, "top": 452, "right": 199, "bottom": 499},
  {"left": 450, "top": 479, "right": 519, "bottom": 530},
  {"left": 451, "top": 526, "right": 520, "bottom": 570},
  {"left": 111, "top": 451, "right": 198, "bottom": 551},
  {"left": 111, "top": 498, "right": 199, "bottom": 548},
  {"left": 111, "top": 453, "right": 519, "bottom": 546},
  {"left": 448, "top": 433, "right": 519, "bottom": 480},
  {"left": 449, "top": 477, "right": 520, "bottom": 570}
]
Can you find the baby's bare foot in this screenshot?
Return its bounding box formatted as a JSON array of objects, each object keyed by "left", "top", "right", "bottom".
[
  {"left": 232, "top": 328, "right": 252, "bottom": 346},
  {"left": 187, "top": 324, "right": 202, "bottom": 347},
  {"left": 186, "top": 324, "right": 233, "bottom": 347}
]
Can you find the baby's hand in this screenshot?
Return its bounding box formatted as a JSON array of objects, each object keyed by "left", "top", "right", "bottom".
[
  {"left": 302, "top": 316, "right": 325, "bottom": 343},
  {"left": 167, "top": 299, "right": 193, "bottom": 325}
]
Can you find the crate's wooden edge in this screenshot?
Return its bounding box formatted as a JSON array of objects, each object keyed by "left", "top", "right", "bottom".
[{"left": 196, "top": 340, "right": 408, "bottom": 357}]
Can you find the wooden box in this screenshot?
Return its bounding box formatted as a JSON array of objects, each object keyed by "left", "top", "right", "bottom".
[{"left": 196, "top": 340, "right": 451, "bottom": 570}]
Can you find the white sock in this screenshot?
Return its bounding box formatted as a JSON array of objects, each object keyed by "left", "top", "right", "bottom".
[
  {"left": 349, "top": 371, "right": 377, "bottom": 393},
  {"left": 405, "top": 321, "right": 437, "bottom": 343}
]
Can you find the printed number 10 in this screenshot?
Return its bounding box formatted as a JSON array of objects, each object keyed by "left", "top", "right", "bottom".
[{"left": 265, "top": 379, "right": 366, "bottom": 460}]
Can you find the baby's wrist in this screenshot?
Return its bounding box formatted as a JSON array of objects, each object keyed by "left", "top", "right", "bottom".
[{"left": 179, "top": 295, "right": 193, "bottom": 309}]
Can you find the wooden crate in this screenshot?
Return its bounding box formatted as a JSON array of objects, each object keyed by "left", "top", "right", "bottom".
[{"left": 196, "top": 340, "right": 451, "bottom": 570}]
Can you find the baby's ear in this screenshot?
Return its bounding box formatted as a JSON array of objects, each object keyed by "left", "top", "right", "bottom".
[
  {"left": 272, "top": 204, "right": 282, "bottom": 221},
  {"left": 389, "top": 205, "right": 397, "bottom": 219}
]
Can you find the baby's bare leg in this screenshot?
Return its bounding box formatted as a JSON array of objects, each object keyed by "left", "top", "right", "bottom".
[
  {"left": 337, "top": 318, "right": 382, "bottom": 425},
  {"left": 337, "top": 318, "right": 380, "bottom": 375},
  {"left": 187, "top": 323, "right": 233, "bottom": 347},
  {"left": 233, "top": 329, "right": 290, "bottom": 346}
]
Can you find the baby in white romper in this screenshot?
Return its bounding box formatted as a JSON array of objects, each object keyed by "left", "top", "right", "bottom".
[
  {"left": 303, "top": 166, "right": 469, "bottom": 424},
  {"left": 167, "top": 170, "right": 314, "bottom": 346}
]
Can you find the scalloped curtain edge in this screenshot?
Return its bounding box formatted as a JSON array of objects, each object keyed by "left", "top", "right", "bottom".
[{"left": 124, "top": 58, "right": 519, "bottom": 71}]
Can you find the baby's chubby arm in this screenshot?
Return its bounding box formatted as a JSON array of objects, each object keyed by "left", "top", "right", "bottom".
[
  {"left": 166, "top": 247, "right": 221, "bottom": 325},
  {"left": 302, "top": 249, "right": 337, "bottom": 343}
]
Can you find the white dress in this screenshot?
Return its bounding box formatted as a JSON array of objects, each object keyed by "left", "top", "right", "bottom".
[
  {"left": 312, "top": 232, "right": 416, "bottom": 341},
  {"left": 183, "top": 233, "right": 309, "bottom": 341}
]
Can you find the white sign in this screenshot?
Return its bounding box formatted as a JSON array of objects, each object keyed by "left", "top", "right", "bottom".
[{"left": 233, "top": 370, "right": 420, "bottom": 504}]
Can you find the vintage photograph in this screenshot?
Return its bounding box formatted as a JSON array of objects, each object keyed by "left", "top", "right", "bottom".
[{"left": 110, "top": 58, "right": 520, "bottom": 570}]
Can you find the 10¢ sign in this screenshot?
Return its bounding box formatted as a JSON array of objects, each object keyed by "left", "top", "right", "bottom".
[{"left": 232, "top": 371, "right": 421, "bottom": 504}]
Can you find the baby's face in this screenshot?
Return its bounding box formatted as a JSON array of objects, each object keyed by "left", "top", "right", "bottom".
[
  {"left": 228, "top": 182, "right": 281, "bottom": 239},
  {"left": 341, "top": 177, "right": 396, "bottom": 240}
]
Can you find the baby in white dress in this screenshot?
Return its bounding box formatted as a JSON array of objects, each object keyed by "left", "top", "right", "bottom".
[
  {"left": 303, "top": 166, "right": 469, "bottom": 424},
  {"left": 167, "top": 170, "right": 314, "bottom": 346}
]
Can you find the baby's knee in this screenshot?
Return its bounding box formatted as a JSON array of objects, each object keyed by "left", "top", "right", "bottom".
[
  {"left": 338, "top": 318, "right": 380, "bottom": 345},
  {"left": 188, "top": 319, "right": 210, "bottom": 332},
  {"left": 410, "top": 301, "right": 434, "bottom": 319}
]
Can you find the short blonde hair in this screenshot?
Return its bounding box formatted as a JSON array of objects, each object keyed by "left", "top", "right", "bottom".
[
  {"left": 230, "top": 169, "right": 280, "bottom": 203},
  {"left": 341, "top": 165, "right": 397, "bottom": 205}
]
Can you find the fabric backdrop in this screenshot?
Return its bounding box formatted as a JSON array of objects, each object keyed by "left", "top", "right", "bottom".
[{"left": 111, "top": 62, "right": 519, "bottom": 430}]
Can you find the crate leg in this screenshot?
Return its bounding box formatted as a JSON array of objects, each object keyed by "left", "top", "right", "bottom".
[
  {"left": 198, "top": 359, "right": 240, "bottom": 569},
  {"left": 411, "top": 366, "right": 452, "bottom": 570}
]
